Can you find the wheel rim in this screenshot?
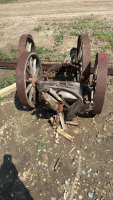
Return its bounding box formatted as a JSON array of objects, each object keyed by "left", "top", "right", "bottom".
[
  {"left": 91, "top": 53, "right": 107, "bottom": 114},
  {"left": 77, "top": 34, "right": 91, "bottom": 82},
  {"left": 18, "top": 34, "right": 36, "bottom": 59},
  {"left": 16, "top": 52, "right": 42, "bottom": 108}
]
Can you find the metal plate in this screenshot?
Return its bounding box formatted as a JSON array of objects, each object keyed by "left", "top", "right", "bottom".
[
  {"left": 91, "top": 53, "right": 107, "bottom": 114},
  {"left": 18, "top": 34, "right": 36, "bottom": 59},
  {"left": 16, "top": 51, "right": 42, "bottom": 108},
  {"left": 77, "top": 34, "right": 91, "bottom": 82}
]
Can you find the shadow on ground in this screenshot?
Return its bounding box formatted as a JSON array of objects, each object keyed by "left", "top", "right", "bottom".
[
  {"left": 0, "top": 155, "right": 34, "bottom": 200},
  {"left": 14, "top": 92, "right": 33, "bottom": 112}
]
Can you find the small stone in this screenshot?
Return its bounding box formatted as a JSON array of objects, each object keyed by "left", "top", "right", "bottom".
[
  {"left": 93, "top": 118, "right": 96, "bottom": 124},
  {"left": 81, "top": 169, "right": 85, "bottom": 174},
  {"left": 77, "top": 150, "right": 80, "bottom": 154},
  {"left": 88, "top": 190, "right": 94, "bottom": 198},
  {"left": 87, "top": 168, "right": 92, "bottom": 174},
  {"left": 38, "top": 161, "right": 41, "bottom": 165},
  {"left": 65, "top": 180, "right": 68, "bottom": 185},
  {"left": 103, "top": 125, "right": 106, "bottom": 131},
  {"left": 31, "top": 181, "right": 34, "bottom": 186},
  {"left": 35, "top": 161, "right": 38, "bottom": 166},
  {"left": 109, "top": 190, "right": 113, "bottom": 194},
  {"left": 75, "top": 181, "right": 78, "bottom": 185},
  {"left": 102, "top": 190, "right": 106, "bottom": 195},
  {"left": 78, "top": 195, "right": 83, "bottom": 200},
  {"left": 75, "top": 177, "right": 79, "bottom": 181},
  {"left": 93, "top": 171, "right": 99, "bottom": 176},
  {"left": 85, "top": 165, "right": 89, "bottom": 169},
  {"left": 106, "top": 182, "right": 111, "bottom": 187},
  {"left": 56, "top": 132, "right": 59, "bottom": 139},
  {"left": 84, "top": 146, "right": 87, "bottom": 149}
]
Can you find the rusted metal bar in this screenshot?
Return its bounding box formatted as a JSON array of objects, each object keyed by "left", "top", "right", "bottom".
[
  {"left": 0, "top": 61, "right": 62, "bottom": 70},
  {"left": 0, "top": 61, "right": 113, "bottom": 75},
  {"left": 42, "top": 62, "right": 62, "bottom": 70},
  {"left": 90, "top": 66, "right": 113, "bottom": 75},
  {"left": 0, "top": 61, "right": 17, "bottom": 68}
]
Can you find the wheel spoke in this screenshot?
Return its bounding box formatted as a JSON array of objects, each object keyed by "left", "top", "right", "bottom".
[
  {"left": 29, "top": 57, "right": 33, "bottom": 74},
  {"left": 36, "top": 67, "right": 40, "bottom": 76},
  {"left": 26, "top": 83, "right": 32, "bottom": 94},
  {"left": 29, "top": 87, "right": 34, "bottom": 102},
  {"left": 28, "top": 42, "right": 32, "bottom": 51},
  {"left": 33, "top": 87, "right": 36, "bottom": 105},
  {"left": 26, "top": 41, "right": 29, "bottom": 51},
  {"left": 33, "top": 58, "right": 36, "bottom": 75},
  {"left": 26, "top": 66, "right": 32, "bottom": 77}
]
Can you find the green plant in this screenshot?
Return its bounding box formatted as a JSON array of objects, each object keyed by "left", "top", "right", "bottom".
[
  {"left": 93, "top": 32, "right": 113, "bottom": 48},
  {"left": 103, "top": 135, "right": 113, "bottom": 141},
  {"left": 0, "top": 23, "right": 6, "bottom": 27},
  {"left": 0, "top": 48, "right": 18, "bottom": 61},
  {"left": 45, "top": 22, "right": 49, "bottom": 25},
  {"left": 0, "top": 95, "right": 8, "bottom": 102},
  {"left": 0, "top": 50, "right": 11, "bottom": 61},
  {"left": 27, "top": 136, "right": 34, "bottom": 141},
  {"left": 11, "top": 46, "right": 18, "bottom": 61},
  {"left": 37, "top": 140, "right": 47, "bottom": 151},
  {"left": 34, "top": 25, "right": 42, "bottom": 32},
  {"left": 54, "top": 32, "right": 64, "bottom": 46},
  {"left": 11, "top": 46, "right": 17, "bottom": 54},
  {"left": 51, "top": 22, "right": 58, "bottom": 26},
  {"left": 103, "top": 44, "right": 111, "bottom": 52},
  {"left": 110, "top": 77, "right": 113, "bottom": 85},
  {"left": 0, "top": 0, "right": 17, "bottom": 3},
  {"left": 0, "top": 70, "right": 16, "bottom": 89},
  {"left": 70, "top": 31, "right": 79, "bottom": 36},
  {"left": 36, "top": 46, "right": 50, "bottom": 54}
]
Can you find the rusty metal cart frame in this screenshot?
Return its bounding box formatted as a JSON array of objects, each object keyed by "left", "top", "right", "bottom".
[{"left": 13, "top": 34, "right": 108, "bottom": 121}]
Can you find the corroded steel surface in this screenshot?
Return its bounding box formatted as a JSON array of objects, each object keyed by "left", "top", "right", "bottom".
[
  {"left": 0, "top": 61, "right": 17, "bottom": 68},
  {"left": 18, "top": 34, "right": 36, "bottom": 59},
  {"left": 16, "top": 51, "right": 42, "bottom": 108},
  {"left": 77, "top": 34, "right": 91, "bottom": 82},
  {"left": 42, "top": 62, "right": 62, "bottom": 70},
  {"left": 0, "top": 61, "right": 113, "bottom": 75},
  {"left": 92, "top": 53, "right": 107, "bottom": 114}
]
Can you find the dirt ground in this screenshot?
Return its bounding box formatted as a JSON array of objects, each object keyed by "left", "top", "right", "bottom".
[{"left": 0, "top": 0, "right": 113, "bottom": 200}]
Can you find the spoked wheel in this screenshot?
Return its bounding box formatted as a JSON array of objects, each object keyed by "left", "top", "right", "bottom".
[
  {"left": 18, "top": 34, "right": 36, "bottom": 59},
  {"left": 91, "top": 53, "right": 107, "bottom": 114},
  {"left": 76, "top": 34, "right": 91, "bottom": 82},
  {"left": 16, "top": 51, "right": 42, "bottom": 108}
]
